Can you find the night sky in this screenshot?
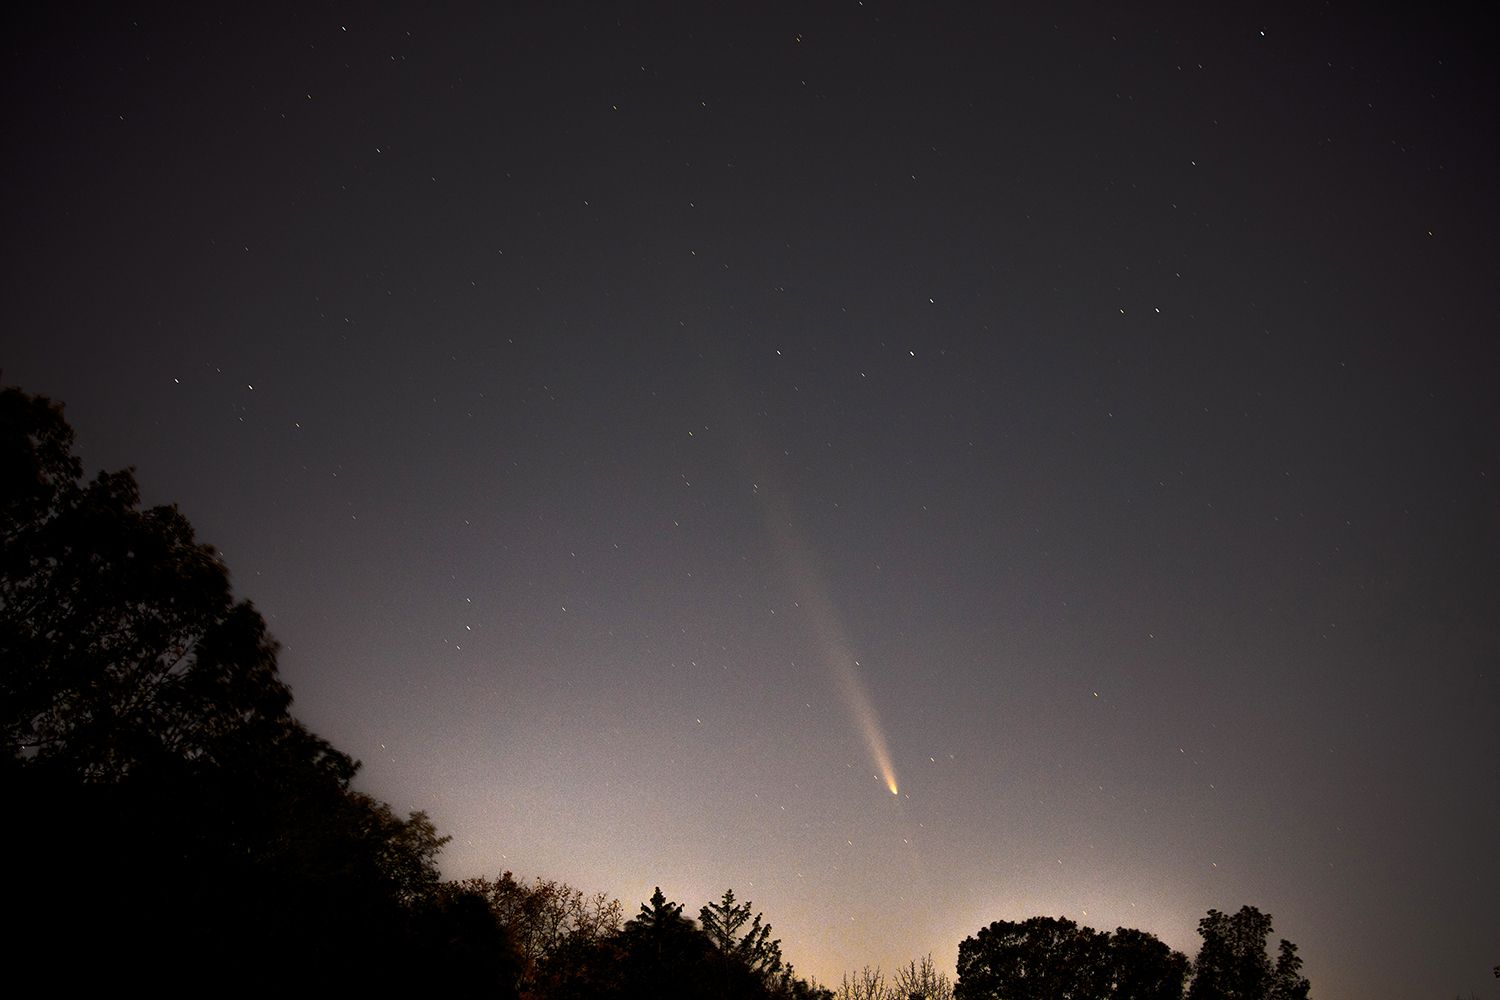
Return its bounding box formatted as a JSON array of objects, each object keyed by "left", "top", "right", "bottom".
[{"left": 5, "top": 3, "right": 1496, "bottom": 996}]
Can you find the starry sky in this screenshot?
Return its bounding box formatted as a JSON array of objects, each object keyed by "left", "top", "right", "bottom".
[{"left": 4, "top": 3, "right": 1496, "bottom": 996}]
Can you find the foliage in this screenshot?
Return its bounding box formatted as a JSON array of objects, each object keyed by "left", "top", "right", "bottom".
[
  {"left": 1, "top": 388, "right": 294, "bottom": 777},
  {"left": 627, "top": 886, "right": 698, "bottom": 940},
  {"left": 956, "top": 916, "right": 1113, "bottom": 1000},
  {"left": 1, "top": 385, "right": 495, "bottom": 993},
  {"left": 784, "top": 973, "right": 837, "bottom": 1000},
  {"left": 522, "top": 884, "right": 828, "bottom": 1000},
  {"left": 702, "top": 888, "right": 786, "bottom": 985},
  {"left": 1187, "top": 906, "right": 1309, "bottom": 1000},
  {"left": 409, "top": 888, "right": 525, "bottom": 995},
  {"left": 446, "top": 870, "right": 623, "bottom": 998},
  {"left": 614, "top": 887, "right": 720, "bottom": 998},
  {"left": 1187, "top": 907, "right": 1272, "bottom": 1000},
  {"left": 1111, "top": 927, "right": 1193, "bottom": 1000},
  {"left": 1267, "top": 940, "right": 1310, "bottom": 1000},
  {"left": 955, "top": 915, "right": 1191, "bottom": 1000}
]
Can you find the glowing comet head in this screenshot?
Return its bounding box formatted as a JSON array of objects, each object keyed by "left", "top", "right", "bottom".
[
  {"left": 752, "top": 477, "right": 901, "bottom": 804},
  {"left": 843, "top": 662, "right": 900, "bottom": 800}
]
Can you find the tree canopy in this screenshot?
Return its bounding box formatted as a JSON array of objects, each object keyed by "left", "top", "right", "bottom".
[
  {"left": 1188, "top": 907, "right": 1310, "bottom": 1000},
  {"left": 2, "top": 387, "right": 293, "bottom": 775},
  {"left": 954, "top": 915, "right": 1190, "bottom": 1000},
  {"left": 1, "top": 386, "right": 508, "bottom": 994}
]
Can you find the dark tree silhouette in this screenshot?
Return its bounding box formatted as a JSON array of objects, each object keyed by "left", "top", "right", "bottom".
[
  {"left": 444, "top": 870, "right": 623, "bottom": 998},
  {"left": 702, "top": 888, "right": 786, "bottom": 985},
  {"left": 955, "top": 916, "right": 1114, "bottom": 1000},
  {"left": 628, "top": 886, "right": 697, "bottom": 943},
  {"left": 1111, "top": 927, "right": 1192, "bottom": 1000},
  {"left": 892, "top": 954, "right": 956, "bottom": 1000},
  {"left": 409, "top": 888, "right": 525, "bottom": 996},
  {"left": 1267, "top": 940, "right": 1310, "bottom": 1000},
  {"left": 2, "top": 385, "right": 514, "bottom": 995},
  {"left": 614, "top": 887, "right": 720, "bottom": 999},
  {"left": 1187, "top": 906, "right": 1309, "bottom": 1000},
  {"left": 1, "top": 387, "right": 292, "bottom": 775},
  {"left": 530, "top": 885, "right": 827, "bottom": 1000},
  {"left": 1188, "top": 907, "right": 1272, "bottom": 1000},
  {"left": 954, "top": 915, "right": 1190, "bottom": 1000}
]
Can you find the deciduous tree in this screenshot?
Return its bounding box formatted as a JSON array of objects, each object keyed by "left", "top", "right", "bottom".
[
  {"left": 955, "top": 916, "right": 1113, "bottom": 1000},
  {"left": 447, "top": 870, "right": 622, "bottom": 997},
  {"left": 1111, "top": 927, "right": 1191, "bottom": 1000},
  {"left": 836, "top": 966, "right": 891, "bottom": 1000},
  {"left": 1188, "top": 906, "right": 1308, "bottom": 1000},
  {"left": 1267, "top": 940, "right": 1310, "bottom": 1000},
  {"left": 893, "top": 954, "right": 956, "bottom": 1000},
  {"left": 953, "top": 916, "right": 1190, "bottom": 1000},
  {"left": 2, "top": 387, "right": 293, "bottom": 777},
  {"left": 3, "top": 385, "right": 490, "bottom": 993}
]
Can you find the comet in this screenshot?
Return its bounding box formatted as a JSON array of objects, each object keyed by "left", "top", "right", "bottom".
[
  {"left": 829, "top": 646, "right": 900, "bottom": 798},
  {"left": 753, "top": 475, "right": 900, "bottom": 799}
]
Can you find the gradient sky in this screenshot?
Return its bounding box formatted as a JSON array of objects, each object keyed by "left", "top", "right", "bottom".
[{"left": 5, "top": 4, "right": 1496, "bottom": 997}]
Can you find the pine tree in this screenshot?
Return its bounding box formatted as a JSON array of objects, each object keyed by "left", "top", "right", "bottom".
[
  {"left": 700, "top": 887, "right": 785, "bottom": 983},
  {"left": 700, "top": 888, "right": 749, "bottom": 953}
]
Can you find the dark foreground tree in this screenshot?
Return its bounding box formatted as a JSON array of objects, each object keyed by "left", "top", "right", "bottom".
[
  {"left": 444, "top": 870, "right": 623, "bottom": 998},
  {"left": 1267, "top": 940, "right": 1310, "bottom": 1000},
  {"left": 702, "top": 888, "right": 786, "bottom": 990},
  {"left": 1187, "top": 906, "right": 1310, "bottom": 1000},
  {"left": 1111, "top": 927, "right": 1192, "bottom": 1000},
  {"left": 2, "top": 387, "right": 291, "bottom": 774},
  {"left": 619, "top": 887, "right": 721, "bottom": 998},
  {"left": 955, "top": 915, "right": 1189, "bottom": 1000},
  {"left": 956, "top": 916, "right": 1113, "bottom": 1000},
  {"left": 2, "top": 386, "right": 517, "bottom": 996},
  {"left": 533, "top": 885, "right": 827, "bottom": 1000}
]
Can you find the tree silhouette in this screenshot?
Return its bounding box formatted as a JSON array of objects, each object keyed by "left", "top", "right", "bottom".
[
  {"left": 954, "top": 916, "right": 1190, "bottom": 1000},
  {"left": 955, "top": 916, "right": 1114, "bottom": 1000},
  {"left": 831, "top": 956, "right": 953, "bottom": 1000},
  {"left": 1111, "top": 927, "right": 1192, "bottom": 1000},
  {"left": 2, "top": 387, "right": 293, "bottom": 776},
  {"left": 628, "top": 886, "right": 695, "bottom": 940},
  {"left": 1267, "top": 940, "right": 1310, "bottom": 1000},
  {"left": 523, "top": 885, "right": 827, "bottom": 1000},
  {"left": 892, "top": 954, "right": 956, "bottom": 1000},
  {"left": 2, "top": 385, "right": 506, "bottom": 994},
  {"left": 1187, "top": 906, "right": 1308, "bottom": 1000},
  {"left": 446, "top": 870, "right": 622, "bottom": 998},
  {"left": 836, "top": 966, "right": 891, "bottom": 1000},
  {"left": 614, "top": 887, "right": 719, "bottom": 999},
  {"left": 702, "top": 888, "right": 786, "bottom": 985}
]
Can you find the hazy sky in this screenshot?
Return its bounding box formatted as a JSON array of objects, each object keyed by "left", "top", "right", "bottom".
[{"left": 5, "top": 4, "right": 1496, "bottom": 996}]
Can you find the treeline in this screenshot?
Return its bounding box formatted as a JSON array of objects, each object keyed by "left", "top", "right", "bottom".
[
  {"left": 1, "top": 385, "right": 1310, "bottom": 999},
  {"left": 3, "top": 386, "right": 508, "bottom": 992}
]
